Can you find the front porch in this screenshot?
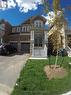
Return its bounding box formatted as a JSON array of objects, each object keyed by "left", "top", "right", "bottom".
[{"left": 30, "top": 29, "right": 48, "bottom": 59}]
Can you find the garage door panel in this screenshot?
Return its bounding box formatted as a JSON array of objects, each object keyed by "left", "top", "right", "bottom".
[
  {"left": 21, "top": 43, "right": 30, "bottom": 53},
  {"left": 10, "top": 43, "right": 18, "bottom": 48}
]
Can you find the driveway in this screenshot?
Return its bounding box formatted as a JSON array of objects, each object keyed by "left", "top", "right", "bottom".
[{"left": 0, "top": 54, "right": 29, "bottom": 95}]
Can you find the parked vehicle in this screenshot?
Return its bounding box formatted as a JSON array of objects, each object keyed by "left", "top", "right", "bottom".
[
  {"left": 0, "top": 44, "right": 17, "bottom": 55},
  {"left": 0, "top": 45, "right": 7, "bottom": 55},
  {"left": 4, "top": 44, "right": 17, "bottom": 54},
  {"left": 58, "top": 48, "right": 68, "bottom": 57}
]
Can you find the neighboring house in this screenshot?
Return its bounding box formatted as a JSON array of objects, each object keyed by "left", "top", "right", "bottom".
[
  {"left": 48, "top": 17, "right": 71, "bottom": 53},
  {"left": 65, "top": 29, "right": 71, "bottom": 48},
  {"left": 0, "top": 19, "right": 12, "bottom": 45}
]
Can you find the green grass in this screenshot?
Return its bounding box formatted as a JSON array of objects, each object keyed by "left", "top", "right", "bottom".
[{"left": 11, "top": 56, "right": 71, "bottom": 95}]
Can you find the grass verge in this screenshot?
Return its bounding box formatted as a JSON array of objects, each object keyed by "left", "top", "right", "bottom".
[{"left": 11, "top": 56, "right": 71, "bottom": 95}]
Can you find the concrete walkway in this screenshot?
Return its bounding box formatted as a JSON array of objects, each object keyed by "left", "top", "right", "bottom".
[
  {"left": 61, "top": 91, "right": 71, "bottom": 95},
  {"left": 0, "top": 54, "right": 29, "bottom": 95}
]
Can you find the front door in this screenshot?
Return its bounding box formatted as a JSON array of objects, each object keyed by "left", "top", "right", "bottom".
[{"left": 34, "top": 31, "right": 44, "bottom": 57}]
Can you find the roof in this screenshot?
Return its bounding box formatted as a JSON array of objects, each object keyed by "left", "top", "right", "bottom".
[
  {"left": 0, "top": 19, "right": 12, "bottom": 26},
  {"left": 21, "top": 15, "right": 47, "bottom": 25}
]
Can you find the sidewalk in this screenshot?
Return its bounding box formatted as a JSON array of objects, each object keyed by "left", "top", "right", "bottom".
[{"left": 61, "top": 91, "right": 71, "bottom": 95}]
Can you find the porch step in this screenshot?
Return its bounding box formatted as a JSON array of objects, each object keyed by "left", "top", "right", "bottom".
[{"left": 29, "top": 57, "right": 47, "bottom": 59}]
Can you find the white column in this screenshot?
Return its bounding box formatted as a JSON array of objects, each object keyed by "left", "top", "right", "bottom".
[
  {"left": 18, "top": 42, "right": 21, "bottom": 53},
  {"left": 44, "top": 31, "right": 48, "bottom": 57},
  {"left": 30, "top": 30, "right": 34, "bottom": 57}
]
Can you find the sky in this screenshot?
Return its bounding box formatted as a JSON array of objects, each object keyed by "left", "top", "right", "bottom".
[{"left": 0, "top": 0, "right": 71, "bottom": 27}]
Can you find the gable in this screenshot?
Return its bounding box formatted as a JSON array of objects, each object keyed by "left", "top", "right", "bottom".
[
  {"left": 30, "top": 16, "right": 46, "bottom": 24},
  {"left": 21, "top": 15, "right": 46, "bottom": 26}
]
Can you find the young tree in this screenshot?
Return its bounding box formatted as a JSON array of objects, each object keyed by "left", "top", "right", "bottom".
[{"left": 42, "top": 0, "right": 65, "bottom": 68}]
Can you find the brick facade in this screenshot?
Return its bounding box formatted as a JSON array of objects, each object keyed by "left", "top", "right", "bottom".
[{"left": 1, "top": 16, "right": 47, "bottom": 54}]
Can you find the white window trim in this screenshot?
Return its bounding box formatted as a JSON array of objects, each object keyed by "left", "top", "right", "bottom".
[
  {"left": 12, "top": 28, "right": 16, "bottom": 33},
  {"left": 22, "top": 26, "right": 26, "bottom": 32},
  {"left": 17, "top": 27, "right": 20, "bottom": 32},
  {"left": 22, "top": 26, "right": 31, "bottom": 32},
  {"left": 34, "top": 20, "right": 43, "bottom": 28}
]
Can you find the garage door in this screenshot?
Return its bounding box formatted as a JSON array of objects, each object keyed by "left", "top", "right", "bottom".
[
  {"left": 10, "top": 43, "right": 18, "bottom": 50},
  {"left": 21, "top": 43, "right": 30, "bottom": 53}
]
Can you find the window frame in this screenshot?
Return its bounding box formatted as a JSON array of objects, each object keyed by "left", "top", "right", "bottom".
[
  {"left": 34, "top": 31, "right": 44, "bottom": 47},
  {"left": 17, "top": 27, "right": 21, "bottom": 32},
  {"left": 12, "top": 27, "right": 16, "bottom": 33},
  {"left": 34, "top": 20, "right": 43, "bottom": 28}
]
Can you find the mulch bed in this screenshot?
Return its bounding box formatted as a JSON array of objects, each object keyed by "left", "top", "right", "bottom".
[{"left": 44, "top": 65, "right": 68, "bottom": 80}]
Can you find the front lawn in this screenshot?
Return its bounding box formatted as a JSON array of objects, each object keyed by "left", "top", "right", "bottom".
[{"left": 11, "top": 56, "right": 71, "bottom": 95}]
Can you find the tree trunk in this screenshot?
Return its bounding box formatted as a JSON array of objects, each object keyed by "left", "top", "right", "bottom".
[{"left": 54, "top": 49, "right": 59, "bottom": 69}]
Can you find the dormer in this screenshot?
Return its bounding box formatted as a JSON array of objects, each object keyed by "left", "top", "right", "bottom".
[
  {"left": 34, "top": 20, "right": 43, "bottom": 28},
  {"left": 30, "top": 16, "right": 46, "bottom": 28},
  {"left": 20, "top": 16, "right": 46, "bottom": 32}
]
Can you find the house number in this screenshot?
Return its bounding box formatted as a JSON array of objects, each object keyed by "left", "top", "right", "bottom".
[{"left": 0, "top": 0, "right": 7, "bottom": 8}]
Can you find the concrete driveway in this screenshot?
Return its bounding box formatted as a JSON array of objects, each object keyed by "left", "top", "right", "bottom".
[{"left": 0, "top": 54, "right": 29, "bottom": 95}]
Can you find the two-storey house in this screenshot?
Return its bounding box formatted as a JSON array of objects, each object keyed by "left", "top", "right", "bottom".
[{"left": 5, "top": 15, "right": 48, "bottom": 58}]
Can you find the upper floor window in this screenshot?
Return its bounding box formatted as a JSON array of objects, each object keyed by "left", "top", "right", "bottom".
[
  {"left": 12, "top": 27, "right": 16, "bottom": 33},
  {"left": 22, "top": 26, "right": 26, "bottom": 32},
  {"left": 17, "top": 27, "right": 20, "bottom": 32},
  {"left": 34, "top": 20, "right": 43, "bottom": 28},
  {"left": 22, "top": 25, "right": 31, "bottom": 32}
]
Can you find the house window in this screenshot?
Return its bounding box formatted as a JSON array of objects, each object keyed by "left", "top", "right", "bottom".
[
  {"left": 22, "top": 26, "right": 26, "bottom": 32},
  {"left": 22, "top": 27, "right": 24, "bottom": 32},
  {"left": 34, "top": 20, "right": 43, "bottom": 28},
  {"left": 12, "top": 27, "right": 16, "bottom": 33},
  {"left": 22, "top": 26, "right": 31, "bottom": 32},
  {"left": 17, "top": 27, "right": 20, "bottom": 32},
  {"left": 34, "top": 32, "right": 44, "bottom": 47}
]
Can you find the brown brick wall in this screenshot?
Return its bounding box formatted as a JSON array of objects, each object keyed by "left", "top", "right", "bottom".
[
  {"left": 3, "top": 21, "right": 12, "bottom": 43},
  {"left": 8, "top": 34, "right": 30, "bottom": 42},
  {"left": 20, "top": 35, "right": 30, "bottom": 41},
  {"left": 8, "top": 34, "right": 20, "bottom": 41}
]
